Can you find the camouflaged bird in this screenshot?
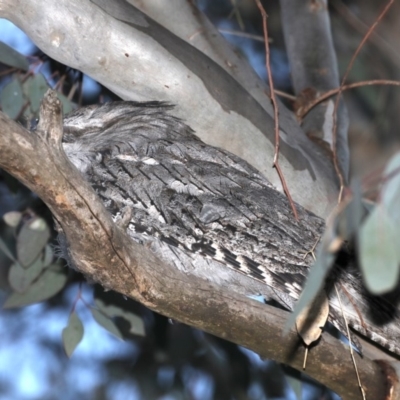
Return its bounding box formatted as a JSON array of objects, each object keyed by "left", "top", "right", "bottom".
[{"left": 61, "top": 101, "right": 400, "bottom": 355}]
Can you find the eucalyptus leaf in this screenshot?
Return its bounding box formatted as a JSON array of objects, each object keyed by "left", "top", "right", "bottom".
[
  {"left": 295, "top": 289, "right": 329, "bottom": 346},
  {"left": 23, "top": 74, "right": 50, "bottom": 114},
  {"left": 29, "top": 218, "right": 48, "bottom": 231},
  {"left": 0, "top": 78, "right": 24, "bottom": 119},
  {"left": 3, "top": 211, "right": 22, "bottom": 228},
  {"left": 91, "top": 308, "right": 123, "bottom": 340},
  {"left": 381, "top": 152, "right": 400, "bottom": 249},
  {"left": 0, "top": 42, "right": 29, "bottom": 70},
  {"left": 95, "top": 297, "right": 145, "bottom": 337},
  {"left": 285, "top": 230, "right": 336, "bottom": 332},
  {"left": 0, "top": 236, "right": 17, "bottom": 262},
  {"left": 43, "top": 245, "right": 54, "bottom": 267},
  {"left": 62, "top": 312, "right": 84, "bottom": 357},
  {"left": 362, "top": 199, "right": 375, "bottom": 213},
  {"left": 3, "top": 264, "right": 68, "bottom": 308},
  {"left": 337, "top": 179, "right": 364, "bottom": 240},
  {"left": 286, "top": 374, "right": 302, "bottom": 400},
  {"left": 359, "top": 205, "right": 399, "bottom": 295},
  {"left": 57, "top": 92, "right": 75, "bottom": 114},
  {"left": 382, "top": 151, "right": 400, "bottom": 210},
  {"left": 17, "top": 217, "right": 50, "bottom": 267},
  {"left": 8, "top": 258, "right": 46, "bottom": 293}
]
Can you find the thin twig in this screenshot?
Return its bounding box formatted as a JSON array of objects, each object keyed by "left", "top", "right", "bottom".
[
  {"left": 331, "top": 0, "right": 395, "bottom": 203},
  {"left": 331, "top": 0, "right": 400, "bottom": 70},
  {"left": 299, "top": 79, "right": 400, "bottom": 118},
  {"left": 0, "top": 67, "right": 17, "bottom": 77},
  {"left": 254, "top": 0, "right": 298, "bottom": 220},
  {"left": 70, "top": 282, "right": 83, "bottom": 313},
  {"left": 218, "top": 29, "right": 267, "bottom": 42},
  {"left": 302, "top": 237, "right": 319, "bottom": 261},
  {"left": 335, "top": 285, "right": 366, "bottom": 400},
  {"left": 303, "top": 347, "right": 308, "bottom": 370},
  {"left": 274, "top": 89, "right": 296, "bottom": 101},
  {"left": 229, "top": 0, "right": 245, "bottom": 30}
]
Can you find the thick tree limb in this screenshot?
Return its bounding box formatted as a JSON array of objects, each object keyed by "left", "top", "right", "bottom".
[
  {"left": 0, "top": 0, "right": 341, "bottom": 217},
  {"left": 0, "top": 91, "right": 398, "bottom": 400},
  {"left": 280, "top": 0, "right": 350, "bottom": 181},
  {"left": 129, "top": 0, "right": 281, "bottom": 112}
]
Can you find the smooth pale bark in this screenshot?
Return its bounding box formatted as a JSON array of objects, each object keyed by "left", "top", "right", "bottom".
[
  {"left": 280, "top": 0, "right": 349, "bottom": 180},
  {"left": 0, "top": 0, "right": 342, "bottom": 217}
]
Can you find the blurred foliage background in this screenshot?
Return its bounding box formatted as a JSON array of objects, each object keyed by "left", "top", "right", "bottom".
[{"left": 0, "top": 0, "right": 399, "bottom": 399}]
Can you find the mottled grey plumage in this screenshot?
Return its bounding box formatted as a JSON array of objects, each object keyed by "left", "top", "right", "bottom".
[{"left": 62, "top": 101, "right": 400, "bottom": 355}]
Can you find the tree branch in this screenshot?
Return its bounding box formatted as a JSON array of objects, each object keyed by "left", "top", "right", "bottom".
[
  {"left": 0, "top": 91, "right": 398, "bottom": 400},
  {"left": 280, "top": 0, "right": 350, "bottom": 181},
  {"left": 0, "top": 0, "right": 341, "bottom": 217}
]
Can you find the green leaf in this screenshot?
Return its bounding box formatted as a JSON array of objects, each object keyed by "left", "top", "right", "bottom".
[
  {"left": 358, "top": 205, "right": 399, "bottom": 295},
  {"left": 17, "top": 217, "right": 50, "bottom": 267},
  {"left": 285, "top": 228, "right": 336, "bottom": 332},
  {"left": 3, "top": 211, "right": 22, "bottom": 228},
  {"left": 0, "top": 236, "right": 17, "bottom": 262},
  {"left": 43, "top": 245, "right": 54, "bottom": 267},
  {"left": 29, "top": 218, "right": 48, "bottom": 231},
  {"left": 0, "top": 42, "right": 29, "bottom": 70},
  {"left": 95, "top": 297, "right": 145, "bottom": 337},
  {"left": 22, "top": 76, "right": 75, "bottom": 116},
  {"left": 362, "top": 199, "right": 375, "bottom": 213},
  {"left": 286, "top": 374, "right": 302, "bottom": 400},
  {"left": 3, "top": 264, "right": 68, "bottom": 308},
  {"left": 57, "top": 93, "right": 75, "bottom": 115},
  {"left": 0, "top": 78, "right": 24, "bottom": 119},
  {"left": 62, "top": 312, "right": 84, "bottom": 357},
  {"left": 382, "top": 152, "right": 400, "bottom": 210},
  {"left": 337, "top": 179, "right": 364, "bottom": 239},
  {"left": 8, "top": 257, "right": 46, "bottom": 293},
  {"left": 91, "top": 308, "right": 123, "bottom": 340},
  {"left": 22, "top": 74, "right": 50, "bottom": 114},
  {"left": 381, "top": 152, "right": 400, "bottom": 250}
]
